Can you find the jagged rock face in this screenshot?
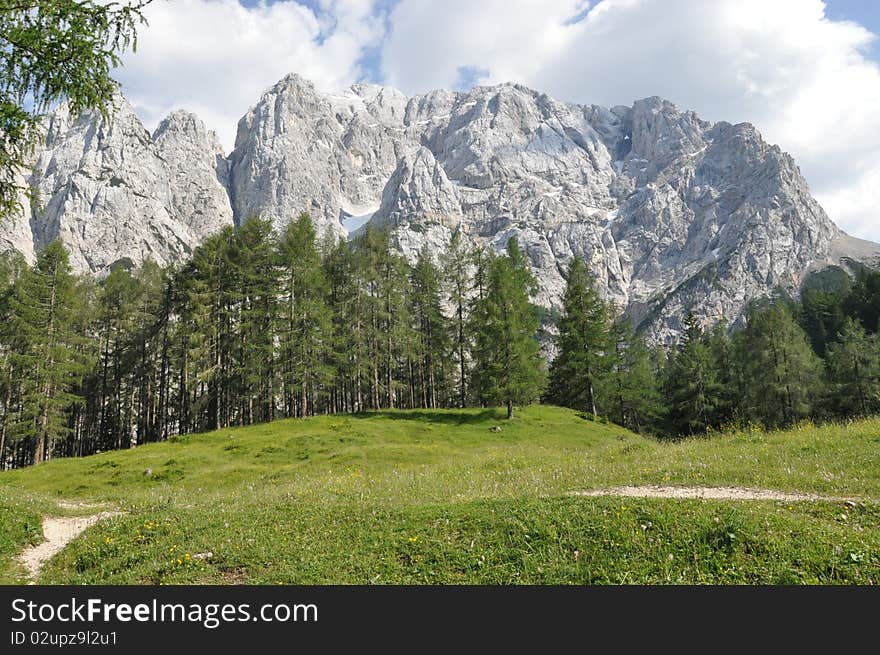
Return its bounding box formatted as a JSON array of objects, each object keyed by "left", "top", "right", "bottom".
[
  {"left": 6, "top": 75, "right": 875, "bottom": 343},
  {"left": 0, "top": 164, "right": 37, "bottom": 263},
  {"left": 11, "top": 97, "right": 232, "bottom": 274},
  {"left": 153, "top": 110, "right": 233, "bottom": 238},
  {"left": 353, "top": 87, "right": 850, "bottom": 342},
  {"left": 228, "top": 74, "right": 410, "bottom": 238}
]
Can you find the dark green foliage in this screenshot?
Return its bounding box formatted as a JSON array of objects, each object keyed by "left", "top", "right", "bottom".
[
  {"left": 735, "top": 301, "right": 822, "bottom": 429},
  {"left": 442, "top": 229, "right": 472, "bottom": 407},
  {"left": 410, "top": 246, "right": 452, "bottom": 409},
  {"left": 546, "top": 257, "right": 613, "bottom": 416},
  {"left": 2, "top": 209, "right": 880, "bottom": 467},
  {"left": 662, "top": 314, "right": 724, "bottom": 436},
  {"left": 842, "top": 268, "right": 880, "bottom": 334},
  {"left": 799, "top": 287, "right": 847, "bottom": 358},
  {"left": 1, "top": 1, "right": 151, "bottom": 218},
  {"left": 470, "top": 239, "right": 545, "bottom": 418},
  {"left": 277, "top": 213, "right": 333, "bottom": 418},
  {"left": 825, "top": 319, "right": 880, "bottom": 418},
  {"left": 3, "top": 242, "right": 91, "bottom": 464},
  {"left": 599, "top": 320, "right": 665, "bottom": 433}
]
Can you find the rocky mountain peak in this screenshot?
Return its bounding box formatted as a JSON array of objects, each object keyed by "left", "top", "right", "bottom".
[{"left": 4, "top": 75, "right": 876, "bottom": 343}]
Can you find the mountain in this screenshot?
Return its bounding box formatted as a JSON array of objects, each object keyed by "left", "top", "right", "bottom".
[
  {"left": 5, "top": 96, "right": 233, "bottom": 274},
  {"left": 5, "top": 74, "right": 878, "bottom": 342}
]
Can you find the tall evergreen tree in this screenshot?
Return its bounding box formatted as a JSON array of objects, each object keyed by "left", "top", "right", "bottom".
[
  {"left": 546, "top": 257, "right": 613, "bottom": 416},
  {"left": 442, "top": 229, "right": 472, "bottom": 407},
  {"left": 825, "top": 318, "right": 880, "bottom": 418},
  {"left": 663, "top": 314, "right": 722, "bottom": 436},
  {"left": 233, "top": 217, "right": 278, "bottom": 424},
  {"left": 277, "top": 213, "right": 334, "bottom": 417},
  {"left": 6, "top": 241, "right": 88, "bottom": 463},
  {"left": 471, "top": 238, "right": 545, "bottom": 418},
  {"left": 735, "top": 301, "right": 822, "bottom": 428},
  {"left": 410, "top": 245, "right": 451, "bottom": 409},
  {"left": 704, "top": 322, "right": 738, "bottom": 429},
  {"left": 598, "top": 320, "right": 664, "bottom": 433}
]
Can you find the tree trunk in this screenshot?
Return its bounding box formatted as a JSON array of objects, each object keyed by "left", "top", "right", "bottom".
[{"left": 458, "top": 301, "right": 466, "bottom": 408}]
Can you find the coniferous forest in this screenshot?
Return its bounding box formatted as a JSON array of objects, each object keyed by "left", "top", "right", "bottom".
[{"left": 1, "top": 213, "right": 879, "bottom": 469}]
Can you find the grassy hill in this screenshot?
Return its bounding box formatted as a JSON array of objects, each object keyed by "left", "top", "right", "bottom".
[{"left": 1, "top": 405, "right": 878, "bottom": 584}]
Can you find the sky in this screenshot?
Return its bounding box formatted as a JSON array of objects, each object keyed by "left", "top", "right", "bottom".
[{"left": 114, "top": 0, "right": 880, "bottom": 242}]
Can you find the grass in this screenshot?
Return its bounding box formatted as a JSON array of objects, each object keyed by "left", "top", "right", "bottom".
[{"left": 0, "top": 405, "right": 877, "bottom": 584}]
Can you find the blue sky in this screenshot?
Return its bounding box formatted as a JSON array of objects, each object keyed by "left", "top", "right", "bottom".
[{"left": 115, "top": 1, "right": 880, "bottom": 241}]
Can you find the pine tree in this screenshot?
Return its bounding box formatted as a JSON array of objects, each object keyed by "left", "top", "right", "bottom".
[
  {"left": 471, "top": 238, "right": 545, "bottom": 418},
  {"left": 546, "top": 257, "right": 613, "bottom": 416},
  {"left": 825, "top": 318, "right": 880, "bottom": 418}
]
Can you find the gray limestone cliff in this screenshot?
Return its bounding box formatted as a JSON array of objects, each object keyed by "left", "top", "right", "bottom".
[{"left": 5, "top": 76, "right": 878, "bottom": 342}]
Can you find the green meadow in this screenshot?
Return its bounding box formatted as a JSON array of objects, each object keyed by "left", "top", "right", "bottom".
[{"left": 1, "top": 406, "right": 878, "bottom": 584}]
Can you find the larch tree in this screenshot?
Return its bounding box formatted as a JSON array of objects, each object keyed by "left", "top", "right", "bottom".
[
  {"left": 663, "top": 314, "right": 722, "bottom": 436},
  {"left": 471, "top": 238, "right": 545, "bottom": 419},
  {"left": 6, "top": 241, "right": 88, "bottom": 463},
  {"left": 546, "top": 257, "right": 613, "bottom": 417},
  {"left": 825, "top": 318, "right": 880, "bottom": 418},
  {"left": 277, "top": 213, "right": 334, "bottom": 417},
  {"left": 410, "top": 245, "right": 450, "bottom": 409},
  {"left": 442, "top": 229, "right": 472, "bottom": 407},
  {"left": 1, "top": 1, "right": 152, "bottom": 218},
  {"left": 735, "top": 301, "right": 822, "bottom": 428},
  {"left": 599, "top": 319, "right": 664, "bottom": 433}
]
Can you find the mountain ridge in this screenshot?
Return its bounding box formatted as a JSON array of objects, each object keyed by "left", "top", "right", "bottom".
[{"left": 4, "top": 73, "right": 878, "bottom": 343}]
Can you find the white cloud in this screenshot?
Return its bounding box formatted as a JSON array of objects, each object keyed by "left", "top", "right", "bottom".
[
  {"left": 115, "top": 0, "right": 383, "bottom": 151},
  {"left": 381, "top": 0, "right": 880, "bottom": 242}
]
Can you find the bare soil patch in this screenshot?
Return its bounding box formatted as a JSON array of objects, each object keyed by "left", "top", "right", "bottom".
[
  {"left": 569, "top": 485, "right": 854, "bottom": 502},
  {"left": 19, "top": 510, "right": 119, "bottom": 581}
]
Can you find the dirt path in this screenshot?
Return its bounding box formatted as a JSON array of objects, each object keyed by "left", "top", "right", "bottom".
[
  {"left": 19, "top": 507, "right": 119, "bottom": 582},
  {"left": 569, "top": 485, "right": 856, "bottom": 502}
]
